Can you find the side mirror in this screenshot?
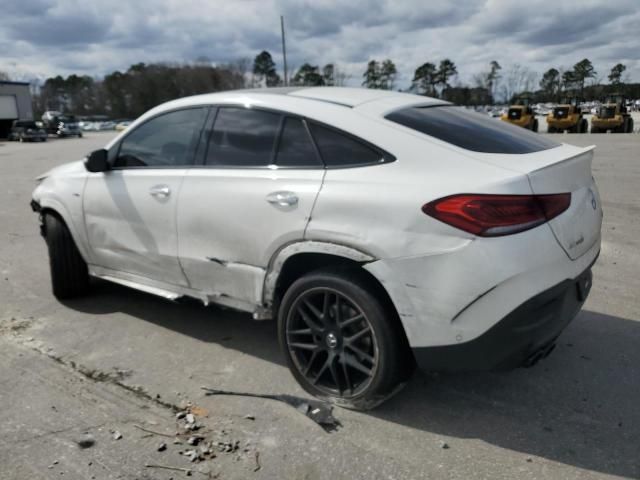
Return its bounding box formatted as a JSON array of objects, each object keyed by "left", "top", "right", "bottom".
[{"left": 85, "top": 149, "right": 109, "bottom": 172}]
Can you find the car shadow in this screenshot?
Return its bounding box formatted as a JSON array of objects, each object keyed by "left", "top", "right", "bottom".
[{"left": 63, "top": 281, "right": 640, "bottom": 479}]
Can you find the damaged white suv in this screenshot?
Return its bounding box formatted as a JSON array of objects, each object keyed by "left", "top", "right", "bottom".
[{"left": 32, "top": 87, "right": 602, "bottom": 409}]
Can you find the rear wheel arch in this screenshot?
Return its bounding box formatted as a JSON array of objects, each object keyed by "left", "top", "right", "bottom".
[{"left": 264, "top": 245, "right": 411, "bottom": 354}]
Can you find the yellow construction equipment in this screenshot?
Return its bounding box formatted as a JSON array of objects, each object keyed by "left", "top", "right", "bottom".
[
  {"left": 591, "top": 95, "right": 634, "bottom": 133},
  {"left": 547, "top": 98, "right": 588, "bottom": 133},
  {"left": 501, "top": 95, "right": 538, "bottom": 131}
]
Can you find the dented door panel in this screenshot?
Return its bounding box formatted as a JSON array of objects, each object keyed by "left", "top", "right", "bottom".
[
  {"left": 177, "top": 168, "right": 324, "bottom": 304},
  {"left": 83, "top": 169, "right": 190, "bottom": 286}
]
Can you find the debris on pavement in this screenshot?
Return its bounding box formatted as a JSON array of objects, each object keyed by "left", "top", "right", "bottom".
[
  {"left": 75, "top": 434, "right": 95, "bottom": 449},
  {"left": 201, "top": 387, "right": 341, "bottom": 432},
  {"left": 157, "top": 441, "right": 167, "bottom": 452},
  {"left": 439, "top": 441, "right": 450, "bottom": 450},
  {"left": 254, "top": 451, "right": 261, "bottom": 472},
  {"left": 112, "top": 430, "right": 123, "bottom": 440},
  {"left": 133, "top": 424, "right": 174, "bottom": 438},
  {"left": 243, "top": 414, "right": 255, "bottom": 421},
  {"left": 145, "top": 463, "right": 193, "bottom": 475}
]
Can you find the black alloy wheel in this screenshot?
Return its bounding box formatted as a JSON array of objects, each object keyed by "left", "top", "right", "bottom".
[
  {"left": 285, "top": 287, "right": 378, "bottom": 397},
  {"left": 278, "top": 268, "right": 413, "bottom": 410}
]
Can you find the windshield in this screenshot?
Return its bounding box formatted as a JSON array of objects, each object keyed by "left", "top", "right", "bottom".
[{"left": 385, "top": 106, "right": 559, "bottom": 154}]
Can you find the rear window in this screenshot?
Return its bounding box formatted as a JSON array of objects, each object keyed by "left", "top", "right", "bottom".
[{"left": 385, "top": 106, "right": 559, "bottom": 154}]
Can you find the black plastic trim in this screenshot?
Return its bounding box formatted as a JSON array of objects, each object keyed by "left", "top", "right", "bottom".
[{"left": 412, "top": 262, "right": 597, "bottom": 372}]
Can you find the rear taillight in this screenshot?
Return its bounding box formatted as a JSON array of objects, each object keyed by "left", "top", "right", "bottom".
[{"left": 422, "top": 193, "right": 571, "bottom": 237}]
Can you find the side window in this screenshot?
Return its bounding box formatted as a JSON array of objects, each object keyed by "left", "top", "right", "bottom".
[
  {"left": 275, "top": 117, "right": 322, "bottom": 167},
  {"left": 308, "top": 123, "right": 383, "bottom": 167},
  {"left": 114, "top": 108, "right": 206, "bottom": 168},
  {"left": 206, "top": 107, "right": 281, "bottom": 166}
]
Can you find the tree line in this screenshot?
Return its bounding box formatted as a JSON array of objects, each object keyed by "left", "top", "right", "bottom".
[{"left": 9, "top": 51, "right": 637, "bottom": 119}]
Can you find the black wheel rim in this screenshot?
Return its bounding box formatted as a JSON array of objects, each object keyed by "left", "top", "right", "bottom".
[{"left": 285, "top": 287, "right": 378, "bottom": 397}]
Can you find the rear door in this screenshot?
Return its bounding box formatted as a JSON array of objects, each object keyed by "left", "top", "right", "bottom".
[
  {"left": 83, "top": 107, "right": 208, "bottom": 285},
  {"left": 177, "top": 107, "right": 324, "bottom": 305}
]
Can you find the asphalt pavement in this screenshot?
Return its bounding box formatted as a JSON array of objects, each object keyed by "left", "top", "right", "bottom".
[{"left": 0, "top": 130, "right": 639, "bottom": 479}]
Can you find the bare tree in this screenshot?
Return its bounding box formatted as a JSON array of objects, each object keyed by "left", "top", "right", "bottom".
[
  {"left": 499, "top": 64, "right": 537, "bottom": 103},
  {"left": 332, "top": 64, "right": 351, "bottom": 86}
]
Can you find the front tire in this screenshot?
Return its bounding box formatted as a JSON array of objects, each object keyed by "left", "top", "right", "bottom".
[
  {"left": 44, "top": 214, "right": 89, "bottom": 299},
  {"left": 278, "top": 268, "right": 412, "bottom": 410}
]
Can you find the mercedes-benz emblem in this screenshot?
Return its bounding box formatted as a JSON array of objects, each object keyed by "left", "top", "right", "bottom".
[{"left": 326, "top": 333, "right": 338, "bottom": 349}]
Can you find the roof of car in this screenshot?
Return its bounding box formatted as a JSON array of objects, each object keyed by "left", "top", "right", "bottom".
[
  {"left": 107, "top": 87, "right": 449, "bottom": 151},
  {"left": 232, "top": 86, "right": 444, "bottom": 108}
]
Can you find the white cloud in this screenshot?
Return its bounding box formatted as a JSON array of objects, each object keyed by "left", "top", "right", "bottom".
[{"left": 1, "top": 0, "right": 638, "bottom": 87}]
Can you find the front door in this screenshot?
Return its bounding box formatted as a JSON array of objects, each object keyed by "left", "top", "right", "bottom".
[
  {"left": 177, "top": 107, "right": 325, "bottom": 305},
  {"left": 83, "top": 107, "right": 208, "bottom": 286}
]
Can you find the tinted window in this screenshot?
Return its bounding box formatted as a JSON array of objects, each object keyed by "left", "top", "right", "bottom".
[
  {"left": 309, "top": 124, "right": 383, "bottom": 167},
  {"left": 115, "top": 108, "right": 206, "bottom": 168},
  {"left": 385, "top": 106, "right": 559, "bottom": 154},
  {"left": 206, "top": 108, "right": 281, "bottom": 166},
  {"left": 275, "top": 117, "right": 322, "bottom": 167}
]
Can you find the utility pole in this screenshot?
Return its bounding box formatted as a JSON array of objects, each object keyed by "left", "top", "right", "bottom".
[{"left": 280, "top": 15, "right": 288, "bottom": 86}]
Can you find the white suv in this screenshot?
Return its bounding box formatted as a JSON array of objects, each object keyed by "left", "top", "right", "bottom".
[{"left": 32, "top": 87, "right": 602, "bottom": 409}]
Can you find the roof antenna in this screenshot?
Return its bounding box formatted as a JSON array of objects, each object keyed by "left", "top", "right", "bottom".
[{"left": 281, "top": 15, "right": 288, "bottom": 87}]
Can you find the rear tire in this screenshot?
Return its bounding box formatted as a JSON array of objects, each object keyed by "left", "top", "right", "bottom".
[
  {"left": 532, "top": 119, "right": 539, "bottom": 132},
  {"left": 278, "top": 267, "right": 413, "bottom": 410},
  {"left": 628, "top": 117, "right": 634, "bottom": 133},
  {"left": 44, "top": 214, "right": 90, "bottom": 299}
]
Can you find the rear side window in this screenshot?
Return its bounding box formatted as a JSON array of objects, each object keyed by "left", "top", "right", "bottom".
[
  {"left": 275, "top": 117, "right": 322, "bottom": 167},
  {"left": 385, "top": 106, "right": 559, "bottom": 154},
  {"left": 206, "top": 107, "right": 281, "bottom": 166},
  {"left": 308, "top": 123, "right": 385, "bottom": 167}
]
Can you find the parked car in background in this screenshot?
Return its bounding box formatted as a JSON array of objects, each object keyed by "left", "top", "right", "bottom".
[
  {"left": 42, "top": 112, "right": 83, "bottom": 138},
  {"left": 115, "top": 121, "right": 132, "bottom": 131},
  {"left": 31, "top": 87, "right": 602, "bottom": 409},
  {"left": 8, "top": 120, "right": 47, "bottom": 142}
]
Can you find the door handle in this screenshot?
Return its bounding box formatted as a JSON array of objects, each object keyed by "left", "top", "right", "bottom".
[
  {"left": 149, "top": 185, "right": 171, "bottom": 198},
  {"left": 266, "top": 191, "right": 298, "bottom": 207}
]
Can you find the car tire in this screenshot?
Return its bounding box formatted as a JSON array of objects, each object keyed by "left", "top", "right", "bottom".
[
  {"left": 78, "top": 132, "right": 83, "bottom": 138},
  {"left": 547, "top": 126, "right": 556, "bottom": 133},
  {"left": 628, "top": 117, "right": 634, "bottom": 133},
  {"left": 44, "top": 214, "right": 90, "bottom": 299},
  {"left": 532, "top": 119, "right": 539, "bottom": 132},
  {"left": 591, "top": 126, "right": 600, "bottom": 134},
  {"left": 278, "top": 267, "right": 413, "bottom": 410}
]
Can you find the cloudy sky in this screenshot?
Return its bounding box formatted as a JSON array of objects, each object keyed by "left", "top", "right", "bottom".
[{"left": 2, "top": 0, "right": 639, "bottom": 88}]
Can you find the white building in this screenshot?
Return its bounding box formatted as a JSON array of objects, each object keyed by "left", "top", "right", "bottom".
[{"left": 0, "top": 81, "right": 34, "bottom": 138}]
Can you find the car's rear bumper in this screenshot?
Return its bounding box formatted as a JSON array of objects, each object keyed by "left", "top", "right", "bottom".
[{"left": 411, "top": 265, "right": 594, "bottom": 371}]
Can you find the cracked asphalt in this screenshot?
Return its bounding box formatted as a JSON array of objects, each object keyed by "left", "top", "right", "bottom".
[{"left": 1, "top": 131, "right": 639, "bottom": 479}]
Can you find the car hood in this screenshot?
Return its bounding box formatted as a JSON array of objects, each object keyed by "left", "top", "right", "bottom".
[{"left": 36, "top": 159, "right": 86, "bottom": 181}]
